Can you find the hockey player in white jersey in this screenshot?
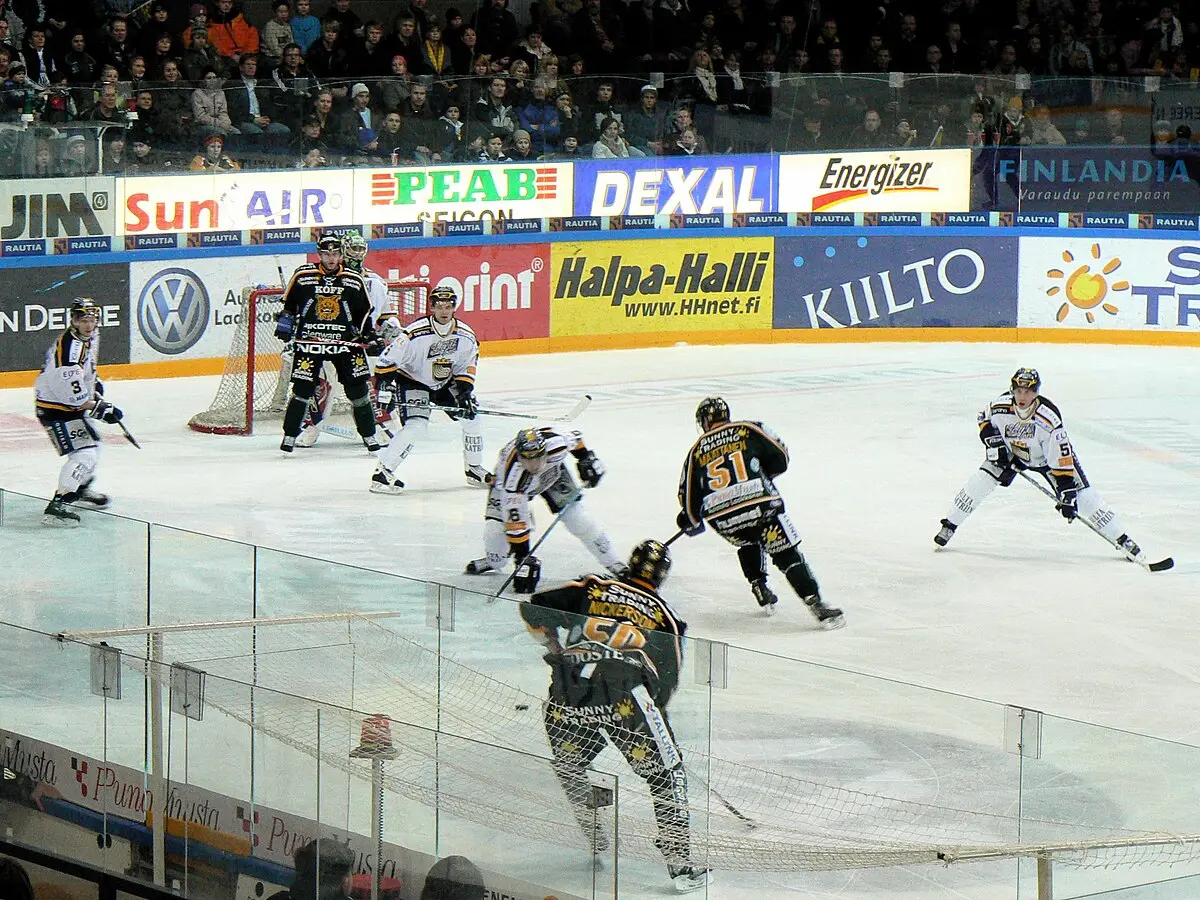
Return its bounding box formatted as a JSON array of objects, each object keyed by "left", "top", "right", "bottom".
[
  {"left": 33, "top": 299, "right": 124, "bottom": 526},
  {"left": 369, "top": 283, "right": 493, "bottom": 491},
  {"left": 464, "top": 426, "right": 624, "bottom": 590},
  {"left": 295, "top": 232, "right": 396, "bottom": 448},
  {"left": 935, "top": 368, "right": 1146, "bottom": 562}
]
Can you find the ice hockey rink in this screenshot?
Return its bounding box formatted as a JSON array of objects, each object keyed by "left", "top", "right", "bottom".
[{"left": 3, "top": 339, "right": 1200, "bottom": 899}]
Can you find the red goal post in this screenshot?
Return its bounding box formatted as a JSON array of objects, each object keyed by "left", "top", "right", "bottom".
[{"left": 188, "top": 281, "right": 431, "bottom": 435}]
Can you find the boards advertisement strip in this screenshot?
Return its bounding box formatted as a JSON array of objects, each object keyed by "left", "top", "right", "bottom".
[
  {"left": 772, "top": 235, "right": 1017, "bottom": 330},
  {"left": 1018, "top": 236, "right": 1200, "bottom": 331},
  {"left": 573, "top": 155, "right": 776, "bottom": 216},
  {"left": 550, "top": 238, "right": 773, "bottom": 336},
  {"left": 0, "top": 176, "right": 117, "bottom": 240},
  {"left": 361, "top": 162, "right": 572, "bottom": 223},
  {"left": 778, "top": 149, "right": 971, "bottom": 213}
]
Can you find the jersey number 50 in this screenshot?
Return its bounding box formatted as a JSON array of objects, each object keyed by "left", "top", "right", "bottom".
[{"left": 706, "top": 449, "right": 749, "bottom": 490}]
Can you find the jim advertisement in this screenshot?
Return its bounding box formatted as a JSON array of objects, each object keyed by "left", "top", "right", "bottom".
[
  {"left": 1018, "top": 236, "right": 1200, "bottom": 331},
  {"left": 772, "top": 235, "right": 1017, "bottom": 330},
  {"left": 573, "top": 155, "right": 776, "bottom": 217},
  {"left": 128, "top": 255, "right": 304, "bottom": 362},
  {"left": 0, "top": 264, "right": 130, "bottom": 372}
]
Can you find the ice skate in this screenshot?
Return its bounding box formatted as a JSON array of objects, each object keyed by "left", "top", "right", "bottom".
[
  {"left": 362, "top": 434, "right": 381, "bottom": 453},
  {"left": 369, "top": 470, "right": 403, "bottom": 494},
  {"left": 280, "top": 435, "right": 296, "bottom": 453},
  {"left": 804, "top": 594, "right": 845, "bottom": 630},
  {"left": 464, "top": 464, "right": 494, "bottom": 487},
  {"left": 464, "top": 558, "right": 495, "bottom": 575},
  {"left": 42, "top": 498, "right": 81, "bottom": 527},
  {"left": 295, "top": 425, "right": 320, "bottom": 448},
  {"left": 933, "top": 518, "right": 956, "bottom": 547},
  {"left": 75, "top": 483, "right": 110, "bottom": 509},
  {"left": 750, "top": 578, "right": 778, "bottom": 616},
  {"left": 667, "top": 865, "right": 711, "bottom": 894},
  {"left": 1116, "top": 533, "right": 1144, "bottom": 563}
]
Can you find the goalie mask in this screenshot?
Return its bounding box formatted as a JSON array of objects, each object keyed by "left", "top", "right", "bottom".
[
  {"left": 695, "top": 397, "right": 730, "bottom": 433},
  {"left": 341, "top": 233, "right": 368, "bottom": 271},
  {"left": 626, "top": 539, "right": 671, "bottom": 590}
]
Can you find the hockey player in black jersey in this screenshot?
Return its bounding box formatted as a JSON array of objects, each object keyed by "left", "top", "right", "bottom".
[
  {"left": 520, "top": 540, "right": 711, "bottom": 894},
  {"left": 676, "top": 397, "right": 844, "bottom": 627},
  {"left": 276, "top": 234, "right": 381, "bottom": 453}
]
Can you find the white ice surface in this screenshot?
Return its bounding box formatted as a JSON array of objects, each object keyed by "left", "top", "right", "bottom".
[{"left": 3, "top": 341, "right": 1200, "bottom": 899}]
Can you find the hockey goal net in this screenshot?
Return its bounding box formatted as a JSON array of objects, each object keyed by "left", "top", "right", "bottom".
[{"left": 188, "top": 281, "right": 431, "bottom": 435}]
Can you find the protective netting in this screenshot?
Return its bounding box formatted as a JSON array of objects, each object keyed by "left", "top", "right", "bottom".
[
  {"left": 63, "top": 614, "right": 1200, "bottom": 873},
  {"left": 187, "top": 283, "right": 429, "bottom": 435}
]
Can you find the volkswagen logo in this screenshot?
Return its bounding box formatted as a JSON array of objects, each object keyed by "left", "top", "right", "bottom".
[{"left": 138, "top": 268, "right": 210, "bottom": 355}]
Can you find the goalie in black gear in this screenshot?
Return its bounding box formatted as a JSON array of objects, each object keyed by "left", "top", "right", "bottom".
[
  {"left": 519, "top": 540, "right": 711, "bottom": 894},
  {"left": 676, "top": 397, "right": 843, "bottom": 628},
  {"left": 277, "top": 235, "right": 381, "bottom": 453},
  {"left": 934, "top": 368, "right": 1147, "bottom": 563}
]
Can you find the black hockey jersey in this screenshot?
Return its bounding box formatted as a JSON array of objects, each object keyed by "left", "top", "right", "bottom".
[
  {"left": 677, "top": 419, "right": 789, "bottom": 530},
  {"left": 282, "top": 263, "right": 375, "bottom": 345},
  {"left": 521, "top": 574, "right": 686, "bottom": 709}
]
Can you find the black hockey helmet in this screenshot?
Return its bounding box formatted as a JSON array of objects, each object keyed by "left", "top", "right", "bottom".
[
  {"left": 315, "top": 233, "right": 342, "bottom": 254},
  {"left": 1011, "top": 367, "right": 1041, "bottom": 393},
  {"left": 429, "top": 284, "right": 459, "bottom": 306},
  {"left": 626, "top": 539, "right": 671, "bottom": 589},
  {"left": 70, "top": 298, "right": 101, "bottom": 319},
  {"left": 515, "top": 427, "right": 547, "bottom": 460},
  {"left": 696, "top": 396, "right": 730, "bottom": 432}
]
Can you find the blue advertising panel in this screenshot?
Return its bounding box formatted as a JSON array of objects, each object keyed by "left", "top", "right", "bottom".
[
  {"left": 978, "top": 146, "right": 1200, "bottom": 213},
  {"left": 573, "top": 154, "right": 776, "bottom": 217},
  {"left": 773, "top": 235, "right": 1018, "bottom": 330}
]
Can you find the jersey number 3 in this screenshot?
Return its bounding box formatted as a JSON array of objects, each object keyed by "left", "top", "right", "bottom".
[{"left": 706, "top": 449, "right": 749, "bottom": 490}]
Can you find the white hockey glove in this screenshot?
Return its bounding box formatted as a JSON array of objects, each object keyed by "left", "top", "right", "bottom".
[
  {"left": 375, "top": 376, "right": 397, "bottom": 411},
  {"left": 378, "top": 316, "right": 402, "bottom": 342}
]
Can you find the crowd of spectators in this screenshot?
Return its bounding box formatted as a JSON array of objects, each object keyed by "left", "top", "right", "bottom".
[{"left": 0, "top": 0, "right": 1192, "bottom": 174}]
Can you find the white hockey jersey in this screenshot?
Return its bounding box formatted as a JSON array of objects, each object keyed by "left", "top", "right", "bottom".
[
  {"left": 35, "top": 330, "right": 100, "bottom": 416},
  {"left": 980, "top": 392, "right": 1077, "bottom": 478},
  {"left": 363, "top": 267, "right": 395, "bottom": 326},
  {"left": 376, "top": 317, "right": 478, "bottom": 391}
]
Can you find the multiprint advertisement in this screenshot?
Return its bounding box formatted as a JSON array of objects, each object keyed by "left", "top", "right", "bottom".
[
  {"left": 778, "top": 149, "right": 972, "bottom": 213},
  {"left": 1018, "top": 236, "right": 1200, "bottom": 331},
  {"left": 773, "top": 235, "right": 1017, "bottom": 330},
  {"left": 128, "top": 254, "right": 304, "bottom": 362},
  {"left": 550, "top": 238, "right": 774, "bottom": 336}
]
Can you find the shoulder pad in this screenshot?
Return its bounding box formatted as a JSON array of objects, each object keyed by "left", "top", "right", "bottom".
[
  {"left": 453, "top": 319, "right": 478, "bottom": 340},
  {"left": 1033, "top": 397, "right": 1063, "bottom": 429}
]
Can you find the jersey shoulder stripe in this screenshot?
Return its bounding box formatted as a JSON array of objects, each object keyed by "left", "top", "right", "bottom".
[
  {"left": 1035, "top": 396, "right": 1064, "bottom": 426},
  {"left": 452, "top": 319, "right": 478, "bottom": 341}
]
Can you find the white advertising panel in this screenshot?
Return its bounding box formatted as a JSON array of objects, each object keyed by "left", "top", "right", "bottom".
[
  {"left": 129, "top": 253, "right": 304, "bottom": 361},
  {"left": 778, "top": 149, "right": 971, "bottom": 213},
  {"left": 1019, "top": 236, "right": 1200, "bottom": 332}
]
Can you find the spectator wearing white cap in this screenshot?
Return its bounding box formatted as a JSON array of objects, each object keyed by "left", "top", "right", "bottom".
[{"left": 625, "top": 83, "right": 665, "bottom": 155}]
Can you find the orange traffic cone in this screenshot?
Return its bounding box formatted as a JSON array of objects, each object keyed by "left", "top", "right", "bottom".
[{"left": 350, "top": 713, "right": 399, "bottom": 759}]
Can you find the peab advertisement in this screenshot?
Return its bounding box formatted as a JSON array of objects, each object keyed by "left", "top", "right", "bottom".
[
  {"left": 772, "top": 235, "right": 1017, "bottom": 330},
  {"left": 1018, "top": 236, "right": 1200, "bottom": 331}
]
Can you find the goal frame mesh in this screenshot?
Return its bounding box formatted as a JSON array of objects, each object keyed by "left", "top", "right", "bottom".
[{"left": 188, "top": 281, "right": 431, "bottom": 435}]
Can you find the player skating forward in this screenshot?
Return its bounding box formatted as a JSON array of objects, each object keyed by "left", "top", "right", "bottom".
[
  {"left": 520, "top": 539, "right": 710, "bottom": 893},
  {"left": 295, "top": 233, "right": 396, "bottom": 448},
  {"left": 34, "top": 299, "right": 124, "bottom": 526},
  {"left": 276, "top": 235, "right": 381, "bottom": 453},
  {"left": 935, "top": 368, "right": 1146, "bottom": 562},
  {"left": 464, "top": 426, "right": 622, "bottom": 587},
  {"left": 369, "top": 284, "right": 493, "bottom": 492},
  {"left": 676, "top": 397, "right": 844, "bottom": 627}
]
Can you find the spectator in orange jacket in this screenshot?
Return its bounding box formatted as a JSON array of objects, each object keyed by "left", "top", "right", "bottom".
[{"left": 208, "top": 0, "right": 260, "bottom": 64}]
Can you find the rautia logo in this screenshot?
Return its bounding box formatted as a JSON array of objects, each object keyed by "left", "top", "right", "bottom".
[
  {"left": 2, "top": 191, "right": 107, "bottom": 238},
  {"left": 556, "top": 252, "right": 769, "bottom": 306},
  {"left": 815, "top": 157, "right": 935, "bottom": 211},
  {"left": 371, "top": 167, "right": 558, "bottom": 205},
  {"left": 411, "top": 258, "right": 542, "bottom": 312},
  {"left": 138, "top": 268, "right": 210, "bottom": 354},
  {"left": 1044, "top": 242, "right": 1129, "bottom": 323}
]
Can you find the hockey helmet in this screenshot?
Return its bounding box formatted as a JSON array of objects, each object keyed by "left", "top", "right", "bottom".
[
  {"left": 429, "top": 284, "right": 459, "bottom": 307},
  {"left": 695, "top": 396, "right": 730, "bottom": 432},
  {"left": 626, "top": 539, "right": 671, "bottom": 589},
  {"left": 341, "top": 232, "right": 368, "bottom": 268},
  {"left": 515, "top": 427, "right": 547, "bottom": 460},
  {"left": 315, "top": 233, "right": 342, "bottom": 254},
  {"left": 1011, "top": 367, "right": 1041, "bottom": 393},
  {"left": 70, "top": 298, "right": 101, "bottom": 320}
]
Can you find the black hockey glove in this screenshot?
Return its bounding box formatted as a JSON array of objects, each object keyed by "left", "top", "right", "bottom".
[
  {"left": 676, "top": 509, "right": 705, "bottom": 536},
  {"left": 375, "top": 376, "right": 397, "bottom": 412},
  {"left": 274, "top": 313, "right": 295, "bottom": 341},
  {"left": 452, "top": 382, "right": 478, "bottom": 420},
  {"left": 94, "top": 379, "right": 105, "bottom": 397},
  {"left": 1054, "top": 477, "right": 1078, "bottom": 520},
  {"left": 89, "top": 399, "right": 123, "bottom": 424},
  {"left": 513, "top": 555, "right": 542, "bottom": 594},
  {"left": 983, "top": 433, "right": 1010, "bottom": 468},
  {"left": 576, "top": 450, "right": 604, "bottom": 487}
]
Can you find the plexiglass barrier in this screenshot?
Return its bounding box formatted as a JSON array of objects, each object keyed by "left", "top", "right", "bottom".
[{"left": 4, "top": 487, "right": 1200, "bottom": 900}]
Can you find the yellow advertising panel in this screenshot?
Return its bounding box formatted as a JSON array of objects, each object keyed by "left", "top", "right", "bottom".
[{"left": 550, "top": 238, "right": 774, "bottom": 336}]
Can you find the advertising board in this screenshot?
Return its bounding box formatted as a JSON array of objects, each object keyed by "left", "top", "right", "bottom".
[
  {"left": 550, "top": 238, "right": 773, "bottom": 336},
  {"left": 573, "top": 155, "right": 775, "bottom": 216},
  {"left": 359, "top": 162, "right": 572, "bottom": 223},
  {"left": 773, "top": 235, "right": 1017, "bottom": 330},
  {"left": 778, "top": 149, "right": 971, "bottom": 213},
  {"left": 0, "top": 176, "right": 117, "bottom": 240},
  {"left": 1, "top": 264, "right": 130, "bottom": 372},
  {"left": 1018, "top": 236, "right": 1200, "bottom": 330}
]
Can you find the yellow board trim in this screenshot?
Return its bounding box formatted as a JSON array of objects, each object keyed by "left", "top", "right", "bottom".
[{"left": 2, "top": 327, "right": 1199, "bottom": 388}]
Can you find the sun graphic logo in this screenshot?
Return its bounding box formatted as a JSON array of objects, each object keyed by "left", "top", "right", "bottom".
[{"left": 1046, "top": 243, "right": 1129, "bottom": 323}]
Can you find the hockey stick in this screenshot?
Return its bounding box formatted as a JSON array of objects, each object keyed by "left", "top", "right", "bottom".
[
  {"left": 663, "top": 528, "right": 686, "bottom": 547},
  {"left": 1018, "top": 470, "right": 1174, "bottom": 572},
  {"left": 487, "top": 491, "right": 583, "bottom": 603},
  {"left": 117, "top": 421, "right": 140, "bottom": 449},
  {"left": 685, "top": 766, "right": 756, "bottom": 829},
  {"left": 400, "top": 394, "right": 592, "bottom": 424}
]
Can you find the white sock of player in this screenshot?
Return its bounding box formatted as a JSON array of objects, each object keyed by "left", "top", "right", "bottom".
[
  {"left": 462, "top": 419, "right": 484, "bottom": 468},
  {"left": 560, "top": 502, "right": 623, "bottom": 570},
  {"left": 483, "top": 518, "right": 512, "bottom": 569},
  {"left": 1076, "top": 487, "right": 1128, "bottom": 542},
  {"left": 945, "top": 468, "right": 999, "bottom": 528},
  {"left": 376, "top": 416, "right": 428, "bottom": 474},
  {"left": 59, "top": 446, "right": 100, "bottom": 496}
]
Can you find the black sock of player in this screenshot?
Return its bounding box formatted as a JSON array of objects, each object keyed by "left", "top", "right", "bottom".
[
  {"left": 775, "top": 548, "right": 819, "bottom": 598},
  {"left": 350, "top": 397, "right": 377, "bottom": 438},
  {"left": 283, "top": 396, "right": 308, "bottom": 437}
]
